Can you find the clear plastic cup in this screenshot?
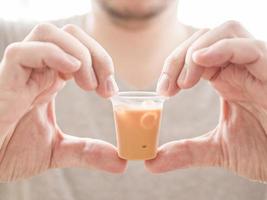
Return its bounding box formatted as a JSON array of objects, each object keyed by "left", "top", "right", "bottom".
[{"left": 110, "top": 91, "right": 166, "bottom": 160}]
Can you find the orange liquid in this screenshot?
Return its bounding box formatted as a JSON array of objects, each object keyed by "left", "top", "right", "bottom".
[{"left": 114, "top": 106, "right": 162, "bottom": 160}]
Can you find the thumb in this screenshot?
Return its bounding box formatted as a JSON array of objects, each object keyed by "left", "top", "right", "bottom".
[
  {"left": 145, "top": 131, "right": 222, "bottom": 173},
  {"left": 50, "top": 133, "right": 127, "bottom": 173}
]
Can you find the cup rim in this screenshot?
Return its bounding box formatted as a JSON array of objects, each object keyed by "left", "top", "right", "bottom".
[{"left": 111, "top": 91, "right": 167, "bottom": 101}]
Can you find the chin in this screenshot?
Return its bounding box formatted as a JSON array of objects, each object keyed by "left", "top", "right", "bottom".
[{"left": 96, "top": 0, "right": 176, "bottom": 20}]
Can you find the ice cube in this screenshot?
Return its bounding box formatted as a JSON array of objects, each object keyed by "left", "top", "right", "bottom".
[{"left": 140, "top": 111, "right": 158, "bottom": 129}]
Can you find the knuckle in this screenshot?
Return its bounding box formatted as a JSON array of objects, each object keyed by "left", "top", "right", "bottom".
[
  {"left": 163, "top": 56, "right": 176, "bottom": 72},
  {"left": 62, "top": 24, "right": 89, "bottom": 55},
  {"left": 254, "top": 39, "right": 267, "bottom": 57},
  {"left": 187, "top": 45, "right": 198, "bottom": 55},
  {"left": 163, "top": 55, "right": 181, "bottom": 70},
  {"left": 200, "top": 28, "right": 210, "bottom": 32},
  {"left": 163, "top": 55, "right": 183, "bottom": 77},
  {"left": 223, "top": 20, "right": 243, "bottom": 34},
  {"left": 196, "top": 28, "right": 210, "bottom": 35},
  {"left": 216, "top": 38, "right": 229, "bottom": 48},
  {"left": 4, "top": 42, "right": 22, "bottom": 60},
  {"left": 32, "top": 23, "right": 56, "bottom": 39},
  {"left": 100, "top": 52, "right": 114, "bottom": 74},
  {"left": 42, "top": 43, "right": 64, "bottom": 59},
  {"left": 186, "top": 29, "right": 210, "bottom": 52},
  {"left": 254, "top": 39, "right": 267, "bottom": 51},
  {"left": 42, "top": 42, "right": 60, "bottom": 52},
  {"left": 62, "top": 24, "right": 80, "bottom": 35},
  {"left": 164, "top": 56, "right": 174, "bottom": 68}
]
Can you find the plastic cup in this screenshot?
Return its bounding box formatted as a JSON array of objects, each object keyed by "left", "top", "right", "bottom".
[{"left": 110, "top": 91, "right": 166, "bottom": 160}]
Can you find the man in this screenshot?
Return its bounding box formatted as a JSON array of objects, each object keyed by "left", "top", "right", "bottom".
[{"left": 0, "top": 0, "right": 267, "bottom": 199}]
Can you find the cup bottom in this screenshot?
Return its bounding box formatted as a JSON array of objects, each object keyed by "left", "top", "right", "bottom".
[{"left": 118, "top": 151, "right": 157, "bottom": 160}]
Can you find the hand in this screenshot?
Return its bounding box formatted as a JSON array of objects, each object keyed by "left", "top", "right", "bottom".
[
  {"left": 145, "top": 21, "right": 267, "bottom": 182},
  {"left": 0, "top": 23, "right": 126, "bottom": 182}
]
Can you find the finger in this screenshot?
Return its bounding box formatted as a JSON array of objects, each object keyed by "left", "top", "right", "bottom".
[
  {"left": 157, "top": 29, "right": 209, "bottom": 96},
  {"left": 31, "top": 76, "right": 66, "bottom": 106},
  {"left": 24, "top": 23, "right": 97, "bottom": 91},
  {"left": 0, "top": 42, "right": 81, "bottom": 86},
  {"left": 145, "top": 132, "right": 222, "bottom": 173},
  {"left": 62, "top": 24, "right": 118, "bottom": 98},
  {"left": 51, "top": 133, "right": 127, "bottom": 173},
  {"left": 192, "top": 38, "right": 267, "bottom": 81},
  {"left": 178, "top": 20, "right": 253, "bottom": 89}
]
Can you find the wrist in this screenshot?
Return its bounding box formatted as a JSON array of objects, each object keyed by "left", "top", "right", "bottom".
[
  {"left": 248, "top": 103, "right": 267, "bottom": 134},
  {"left": 0, "top": 92, "right": 30, "bottom": 125},
  {"left": 0, "top": 122, "right": 15, "bottom": 150}
]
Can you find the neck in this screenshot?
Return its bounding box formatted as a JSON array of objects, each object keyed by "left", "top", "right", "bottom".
[
  {"left": 86, "top": 2, "right": 192, "bottom": 89},
  {"left": 89, "top": 1, "right": 179, "bottom": 33}
]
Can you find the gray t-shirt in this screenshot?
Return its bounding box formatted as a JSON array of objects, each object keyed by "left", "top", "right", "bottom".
[{"left": 0, "top": 14, "right": 266, "bottom": 200}]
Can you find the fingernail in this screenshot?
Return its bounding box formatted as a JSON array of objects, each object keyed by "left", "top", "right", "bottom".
[
  {"left": 178, "top": 64, "right": 188, "bottom": 85},
  {"left": 106, "top": 76, "right": 119, "bottom": 95},
  {"left": 156, "top": 74, "right": 170, "bottom": 94},
  {"left": 66, "top": 54, "right": 81, "bottom": 69},
  {"left": 59, "top": 73, "right": 73, "bottom": 80}
]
